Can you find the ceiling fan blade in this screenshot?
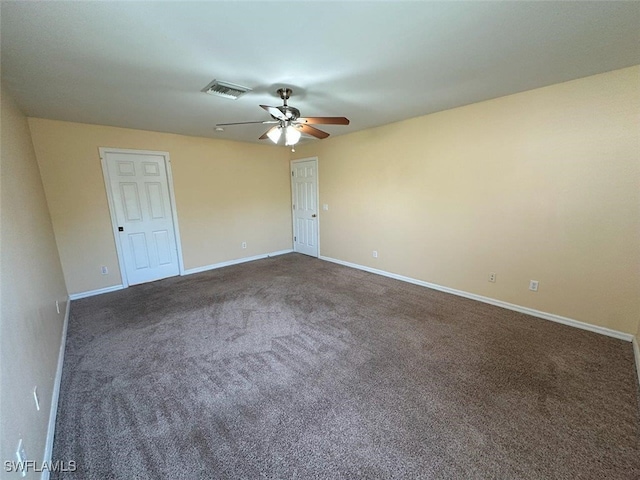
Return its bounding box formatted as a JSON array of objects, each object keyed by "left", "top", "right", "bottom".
[
  {"left": 297, "top": 117, "right": 350, "bottom": 125},
  {"left": 298, "top": 124, "right": 330, "bottom": 139},
  {"left": 216, "top": 120, "right": 279, "bottom": 127},
  {"left": 260, "top": 105, "right": 287, "bottom": 121},
  {"left": 259, "top": 125, "right": 280, "bottom": 140}
]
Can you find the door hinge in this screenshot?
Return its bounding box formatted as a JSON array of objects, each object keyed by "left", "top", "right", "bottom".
[
  {"left": 294, "top": 236, "right": 297, "bottom": 241},
  {"left": 292, "top": 171, "right": 294, "bottom": 176}
]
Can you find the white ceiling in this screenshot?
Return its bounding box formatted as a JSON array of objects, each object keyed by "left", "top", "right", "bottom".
[{"left": 2, "top": 1, "right": 639, "bottom": 145}]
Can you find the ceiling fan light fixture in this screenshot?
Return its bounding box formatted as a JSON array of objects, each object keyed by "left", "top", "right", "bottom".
[
  {"left": 267, "top": 127, "right": 282, "bottom": 144},
  {"left": 285, "top": 126, "right": 301, "bottom": 146}
]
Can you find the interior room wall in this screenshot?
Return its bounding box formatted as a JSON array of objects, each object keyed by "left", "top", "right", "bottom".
[
  {"left": 293, "top": 66, "right": 639, "bottom": 335},
  {"left": 27, "top": 120, "right": 292, "bottom": 295},
  {"left": 1, "top": 84, "right": 69, "bottom": 477}
]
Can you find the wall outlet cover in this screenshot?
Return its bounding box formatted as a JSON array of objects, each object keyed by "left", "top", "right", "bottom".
[
  {"left": 16, "top": 439, "right": 27, "bottom": 475},
  {"left": 33, "top": 386, "right": 40, "bottom": 411}
]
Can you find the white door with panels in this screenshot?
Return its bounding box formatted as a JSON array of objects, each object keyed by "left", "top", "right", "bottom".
[
  {"left": 291, "top": 158, "right": 319, "bottom": 257},
  {"left": 102, "top": 150, "right": 181, "bottom": 286}
]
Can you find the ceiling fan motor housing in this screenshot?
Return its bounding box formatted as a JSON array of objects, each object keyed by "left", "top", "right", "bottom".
[{"left": 277, "top": 106, "right": 300, "bottom": 121}]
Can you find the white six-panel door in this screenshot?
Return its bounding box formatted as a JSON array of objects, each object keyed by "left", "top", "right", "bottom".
[
  {"left": 291, "top": 158, "right": 319, "bottom": 257},
  {"left": 102, "top": 150, "right": 181, "bottom": 286}
]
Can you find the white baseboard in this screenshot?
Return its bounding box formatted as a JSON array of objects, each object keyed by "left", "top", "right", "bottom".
[
  {"left": 41, "top": 296, "right": 71, "bottom": 480},
  {"left": 183, "top": 249, "right": 294, "bottom": 276},
  {"left": 69, "top": 284, "right": 124, "bottom": 300},
  {"left": 633, "top": 336, "right": 640, "bottom": 389},
  {"left": 68, "top": 251, "right": 294, "bottom": 299},
  {"left": 319, "top": 256, "right": 633, "bottom": 342}
]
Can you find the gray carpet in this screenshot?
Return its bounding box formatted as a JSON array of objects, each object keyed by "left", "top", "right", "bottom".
[{"left": 52, "top": 253, "right": 640, "bottom": 479}]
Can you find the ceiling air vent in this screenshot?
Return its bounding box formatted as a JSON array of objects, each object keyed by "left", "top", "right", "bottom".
[{"left": 202, "top": 79, "right": 252, "bottom": 100}]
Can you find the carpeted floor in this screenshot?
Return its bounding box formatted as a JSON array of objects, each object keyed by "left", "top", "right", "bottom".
[{"left": 52, "top": 253, "right": 640, "bottom": 479}]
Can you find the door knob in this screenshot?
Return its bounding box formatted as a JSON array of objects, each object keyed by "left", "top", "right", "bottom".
[{"left": 311, "top": 214, "right": 317, "bottom": 218}]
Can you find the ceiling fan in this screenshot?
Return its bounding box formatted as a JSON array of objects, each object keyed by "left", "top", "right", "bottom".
[{"left": 216, "top": 88, "right": 350, "bottom": 147}]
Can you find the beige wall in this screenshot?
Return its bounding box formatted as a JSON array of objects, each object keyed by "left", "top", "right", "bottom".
[
  {"left": 295, "top": 66, "right": 640, "bottom": 335},
  {"left": 28, "top": 120, "right": 292, "bottom": 295},
  {"left": 1, "top": 85, "right": 68, "bottom": 477}
]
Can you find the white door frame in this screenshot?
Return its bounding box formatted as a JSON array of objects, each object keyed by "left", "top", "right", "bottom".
[
  {"left": 290, "top": 156, "right": 320, "bottom": 258},
  {"left": 99, "top": 147, "right": 185, "bottom": 288}
]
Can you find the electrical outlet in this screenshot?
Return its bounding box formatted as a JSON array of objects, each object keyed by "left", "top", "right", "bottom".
[
  {"left": 100, "top": 266, "right": 108, "bottom": 275},
  {"left": 488, "top": 272, "right": 496, "bottom": 283},
  {"left": 16, "top": 439, "right": 27, "bottom": 477},
  {"left": 372, "top": 250, "right": 378, "bottom": 258},
  {"left": 529, "top": 280, "right": 539, "bottom": 292},
  {"left": 241, "top": 242, "right": 247, "bottom": 249},
  {"left": 33, "top": 386, "right": 40, "bottom": 411}
]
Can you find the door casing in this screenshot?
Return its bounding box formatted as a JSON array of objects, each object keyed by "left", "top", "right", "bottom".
[
  {"left": 290, "top": 156, "right": 320, "bottom": 257},
  {"left": 99, "top": 147, "right": 185, "bottom": 288}
]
